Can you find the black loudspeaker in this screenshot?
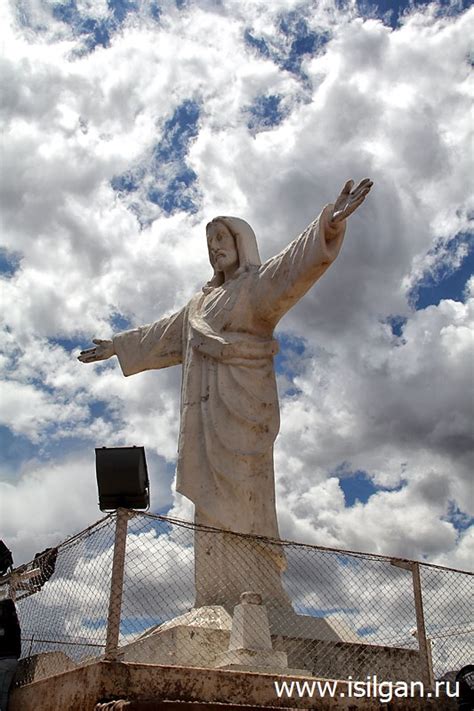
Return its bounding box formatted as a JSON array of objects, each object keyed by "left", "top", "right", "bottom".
[{"left": 95, "top": 446, "right": 149, "bottom": 511}]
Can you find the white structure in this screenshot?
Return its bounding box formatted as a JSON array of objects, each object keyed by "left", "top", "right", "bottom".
[{"left": 79, "top": 179, "right": 373, "bottom": 610}]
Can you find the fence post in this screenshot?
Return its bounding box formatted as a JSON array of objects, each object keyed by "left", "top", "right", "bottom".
[
  {"left": 391, "top": 559, "right": 434, "bottom": 688},
  {"left": 411, "top": 562, "right": 434, "bottom": 688},
  {"left": 104, "top": 508, "right": 130, "bottom": 661}
]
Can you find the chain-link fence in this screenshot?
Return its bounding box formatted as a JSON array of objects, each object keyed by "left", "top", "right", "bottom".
[{"left": 1, "top": 510, "right": 472, "bottom": 688}]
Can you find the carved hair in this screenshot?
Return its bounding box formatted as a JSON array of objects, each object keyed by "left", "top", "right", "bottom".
[{"left": 203, "top": 216, "right": 261, "bottom": 292}]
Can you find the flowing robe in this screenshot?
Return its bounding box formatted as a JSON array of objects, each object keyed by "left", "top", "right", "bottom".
[{"left": 113, "top": 205, "right": 345, "bottom": 609}]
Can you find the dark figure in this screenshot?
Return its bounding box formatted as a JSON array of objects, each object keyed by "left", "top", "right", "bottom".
[
  {"left": 0, "top": 599, "right": 21, "bottom": 711},
  {"left": 0, "top": 543, "right": 13, "bottom": 578},
  {"left": 456, "top": 665, "right": 474, "bottom": 711}
]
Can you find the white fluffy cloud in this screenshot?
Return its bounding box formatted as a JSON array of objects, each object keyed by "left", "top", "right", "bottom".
[{"left": 0, "top": 0, "right": 472, "bottom": 584}]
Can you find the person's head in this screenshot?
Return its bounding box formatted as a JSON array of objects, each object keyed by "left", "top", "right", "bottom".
[{"left": 204, "top": 216, "right": 261, "bottom": 291}]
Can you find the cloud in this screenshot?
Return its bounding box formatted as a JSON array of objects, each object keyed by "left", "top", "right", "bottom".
[
  {"left": 274, "top": 291, "right": 473, "bottom": 562},
  {"left": 0, "top": 0, "right": 472, "bottom": 588}
]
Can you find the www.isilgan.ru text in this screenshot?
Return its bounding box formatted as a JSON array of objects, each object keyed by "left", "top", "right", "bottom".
[{"left": 273, "top": 675, "right": 459, "bottom": 704}]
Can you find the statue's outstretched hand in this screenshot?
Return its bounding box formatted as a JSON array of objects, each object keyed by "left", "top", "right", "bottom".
[
  {"left": 330, "top": 178, "right": 373, "bottom": 224},
  {"left": 78, "top": 339, "right": 115, "bottom": 364}
]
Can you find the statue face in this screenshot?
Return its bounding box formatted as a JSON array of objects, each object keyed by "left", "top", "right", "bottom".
[{"left": 206, "top": 221, "right": 239, "bottom": 275}]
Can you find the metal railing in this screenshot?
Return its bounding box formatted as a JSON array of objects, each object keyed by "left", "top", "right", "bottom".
[{"left": 1, "top": 510, "right": 472, "bottom": 686}]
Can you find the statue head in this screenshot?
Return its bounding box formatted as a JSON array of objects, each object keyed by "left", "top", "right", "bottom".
[{"left": 204, "top": 216, "right": 261, "bottom": 292}]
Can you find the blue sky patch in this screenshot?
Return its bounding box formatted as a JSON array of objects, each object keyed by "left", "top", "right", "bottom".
[
  {"left": 111, "top": 171, "right": 141, "bottom": 194},
  {"left": 275, "top": 333, "right": 306, "bottom": 375},
  {"left": 247, "top": 94, "right": 286, "bottom": 132},
  {"left": 357, "top": 624, "right": 379, "bottom": 636},
  {"left": 110, "top": 312, "right": 133, "bottom": 332},
  {"left": 153, "top": 100, "right": 200, "bottom": 164},
  {"left": 50, "top": 0, "right": 138, "bottom": 53},
  {"left": 338, "top": 470, "right": 378, "bottom": 506},
  {"left": 147, "top": 169, "right": 198, "bottom": 213},
  {"left": 89, "top": 400, "right": 111, "bottom": 420},
  {"left": 275, "top": 333, "right": 307, "bottom": 396},
  {"left": 410, "top": 234, "right": 473, "bottom": 309},
  {"left": 0, "top": 426, "right": 39, "bottom": 478},
  {"left": 357, "top": 0, "right": 470, "bottom": 29},
  {"left": 0, "top": 248, "right": 22, "bottom": 278},
  {"left": 444, "top": 502, "right": 474, "bottom": 533},
  {"left": 150, "top": 2, "right": 161, "bottom": 21},
  {"left": 128, "top": 512, "right": 176, "bottom": 539},
  {"left": 245, "top": 12, "right": 329, "bottom": 77},
  {"left": 0, "top": 426, "right": 103, "bottom": 480},
  {"left": 386, "top": 315, "right": 407, "bottom": 338},
  {"left": 244, "top": 30, "right": 271, "bottom": 59},
  {"left": 278, "top": 12, "right": 323, "bottom": 73},
  {"left": 111, "top": 100, "right": 200, "bottom": 220},
  {"left": 51, "top": 336, "right": 87, "bottom": 353},
  {"left": 83, "top": 616, "right": 107, "bottom": 630},
  {"left": 52, "top": 1, "right": 110, "bottom": 51},
  {"left": 109, "top": 0, "right": 137, "bottom": 25}
]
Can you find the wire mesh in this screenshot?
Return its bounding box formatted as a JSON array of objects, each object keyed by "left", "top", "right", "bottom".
[
  {"left": 419, "top": 564, "right": 474, "bottom": 679},
  {"left": 3, "top": 510, "right": 472, "bottom": 687}
]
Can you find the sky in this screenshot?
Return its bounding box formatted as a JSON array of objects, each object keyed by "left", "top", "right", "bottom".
[{"left": 0, "top": 0, "right": 473, "bottom": 572}]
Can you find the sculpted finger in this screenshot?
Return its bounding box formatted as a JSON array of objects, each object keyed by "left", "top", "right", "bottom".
[
  {"left": 352, "top": 178, "right": 372, "bottom": 194},
  {"left": 93, "top": 338, "right": 105, "bottom": 345},
  {"left": 341, "top": 179, "right": 354, "bottom": 195},
  {"left": 347, "top": 197, "right": 366, "bottom": 215},
  {"left": 351, "top": 193, "right": 367, "bottom": 207},
  {"left": 352, "top": 178, "right": 371, "bottom": 193},
  {"left": 354, "top": 186, "right": 371, "bottom": 200},
  {"left": 331, "top": 210, "right": 347, "bottom": 223},
  {"left": 350, "top": 185, "right": 371, "bottom": 203}
]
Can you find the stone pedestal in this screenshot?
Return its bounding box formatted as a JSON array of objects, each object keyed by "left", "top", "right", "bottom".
[
  {"left": 215, "top": 591, "right": 290, "bottom": 673},
  {"left": 193, "top": 524, "right": 293, "bottom": 615},
  {"left": 119, "top": 606, "right": 232, "bottom": 667},
  {"left": 118, "top": 600, "right": 422, "bottom": 684}
]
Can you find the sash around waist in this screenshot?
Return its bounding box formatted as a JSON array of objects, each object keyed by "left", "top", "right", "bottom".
[{"left": 190, "top": 327, "right": 279, "bottom": 363}]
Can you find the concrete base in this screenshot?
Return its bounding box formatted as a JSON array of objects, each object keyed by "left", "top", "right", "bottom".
[
  {"left": 216, "top": 647, "right": 289, "bottom": 670},
  {"left": 119, "top": 606, "right": 421, "bottom": 683},
  {"left": 15, "top": 651, "right": 76, "bottom": 685},
  {"left": 270, "top": 611, "right": 360, "bottom": 642},
  {"left": 119, "top": 606, "right": 232, "bottom": 667},
  {"left": 9, "top": 660, "right": 457, "bottom": 711},
  {"left": 216, "top": 647, "right": 309, "bottom": 677}
]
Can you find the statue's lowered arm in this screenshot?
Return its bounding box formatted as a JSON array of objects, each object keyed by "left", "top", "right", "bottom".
[{"left": 78, "top": 307, "right": 185, "bottom": 375}]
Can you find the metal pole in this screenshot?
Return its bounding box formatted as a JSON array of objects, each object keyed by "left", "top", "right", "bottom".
[
  {"left": 411, "top": 562, "right": 434, "bottom": 688},
  {"left": 104, "top": 508, "right": 129, "bottom": 661},
  {"left": 391, "top": 559, "right": 434, "bottom": 688}
]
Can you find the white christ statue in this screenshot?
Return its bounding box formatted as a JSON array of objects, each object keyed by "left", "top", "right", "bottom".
[{"left": 79, "top": 178, "right": 373, "bottom": 613}]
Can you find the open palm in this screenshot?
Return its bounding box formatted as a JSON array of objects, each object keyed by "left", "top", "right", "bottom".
[
  {"left": 331, "top": 178, "right": 373, "bottom": 223},
  {"left": 77, "top": 338, "right": 114, "bottom": 363}
]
